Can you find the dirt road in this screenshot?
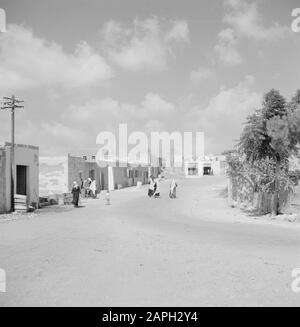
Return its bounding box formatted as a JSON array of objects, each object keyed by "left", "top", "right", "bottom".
[{"left": 0, "top": 177, "right": 299, "bottom": 306}]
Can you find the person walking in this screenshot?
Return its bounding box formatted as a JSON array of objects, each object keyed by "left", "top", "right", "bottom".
[
  {"left": 90, "top": 180, "right": 97, "bottom": 198},
  {"left": 86, "top": 178, "right": 92, "bottom": 198},
  {"left": 169, "top": 178, "right": 178, "bottom": 198},
  {"left": 148, "top": 175, "right": 156, "bottom": 197},
  {"left": 154, "top": 177, "right": 160, "bottom": 198},
  {"left": 105, "top": 190, "right": 111, "bottom": 205},
  {"left": 71, "top": 181, "right": 80, "bottom": 207}
]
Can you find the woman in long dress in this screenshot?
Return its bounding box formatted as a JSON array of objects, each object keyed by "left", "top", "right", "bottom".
[
  {"left": 169, "top": 178, "right": 178, "bottom": 198},
  {"left": 71, "top": 181, "right": 80, "bottom": 207},
  {"left": 154, "top": 178, "right": 160, "bottom": 198},
  {"left": 148, "top": 176, "right": 156, "bottom": 197},
  {"left": 90, "top": 180, "right": 97, "bottom": 198}
]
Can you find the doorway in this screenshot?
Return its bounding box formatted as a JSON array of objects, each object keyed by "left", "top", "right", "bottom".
[
  {"left": 16, "top": 165, "right": 27, "bottom": 195},
  {"left": 203, "top": 166, "right": 212, "bottom": 175}
]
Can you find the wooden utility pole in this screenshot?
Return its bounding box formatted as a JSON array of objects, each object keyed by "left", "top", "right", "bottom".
[{"left": 1, "top": 95, "right": 24, "bottom": 212}]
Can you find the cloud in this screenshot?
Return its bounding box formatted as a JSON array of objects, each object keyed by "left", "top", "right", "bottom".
[
  {"left": 215, "top": 0, "right": 289, "bottom": 65},
  {"left": 165, "top": 20, "right": 190, "bottom": 43},
  {"left": 63, "top": 92, "right": 174, "bottom": 132},
  {"left": 183, "top": 75, "right": 261, "bottom": 152},
  {"left": 214, "top": 28, "right": 242, "bottom": 65},
  {"left": 141, "top": 92, "right": 174, "bottom": 114},
  {"left": 101, "top": 16, "right": 189, "bottom": 71},
  {"left": 224, "top": 0, "right": 289, "bottom": 41},
  {"left": 201, "top": 75, "right": 259, "bottom": 121},
  {"left": 13, "top": 120, "right": 87, "bottom": 155},
  {"left": 0, "top": 24, "right": 113, "bottom": 93},
  {"left": 190, "top": 67, "right": 214, "bottom": 83},
  {"left": 2, "top": 76, "right": 261, "bottom": 156},
  {"left": 64, "top": 76, "right": 261, "bottom": 155}
]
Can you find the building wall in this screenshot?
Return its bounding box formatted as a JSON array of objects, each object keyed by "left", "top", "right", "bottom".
[
  {"left": 68, "top": 156, "right": 102, "bottom": 192},
  {"left": 14, "top": 145, "right": 39, "bottom": 205},
  {"left": 39, "top": 154, "right": 161, "bottom": 197},
  {"left": 113, "top": 166, "right": 129, "bottom": 189},
  {"left": 39, "top": 156, "right": 69, "bottom": 196},
  {"left": 210, "top": 155, "right": 227, "bottom": 176},
  {"left": 184, "top": 155, "right": 226, "bottom": 178},
  {"left": 1, "top": 144, "right": 39, "bottom": 212}
]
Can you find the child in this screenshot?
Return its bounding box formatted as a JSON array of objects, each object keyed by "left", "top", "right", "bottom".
[{"left": 105, "top": 190, "right": 111, "bottom": 205}]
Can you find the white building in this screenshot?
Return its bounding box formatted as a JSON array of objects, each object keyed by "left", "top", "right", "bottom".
[
  {"left": 0, "top": 142, "right": 39, "bottom": 213},
  {"left": 184, "top": 155, "right": 227, "bottom": 178}
]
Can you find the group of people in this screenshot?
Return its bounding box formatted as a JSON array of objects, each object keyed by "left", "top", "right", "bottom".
[
  {"left": 148, "top": 175, "right": 160, "bottom": 198},
  {"left": 71, "top": 177, "right": 97, "bottom": 207},
  {"left": 82, "top": 178, "right": 97, "bottom": 199},
  {"left": 72, "top": 175, "right": 178, "bottom": 208},
  {"left": 148, "top": 176, "right": 178, "bottom": 199}
]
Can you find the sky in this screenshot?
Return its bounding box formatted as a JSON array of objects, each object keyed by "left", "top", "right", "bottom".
[{"left": 0, "top": 0, "right": 300, "bottom": 156}]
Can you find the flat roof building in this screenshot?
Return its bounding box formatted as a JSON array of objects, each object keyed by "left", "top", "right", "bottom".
[{"left": 0, "top": 142, "right": 39, "bottom": 213}]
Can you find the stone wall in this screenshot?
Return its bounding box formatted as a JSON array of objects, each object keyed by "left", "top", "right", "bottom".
[
  {"left": 68, "top": 156, "right": 102, "bottom": 192},
  {"left": 39, "top": 156, "right": 68, "bottom": 196}
]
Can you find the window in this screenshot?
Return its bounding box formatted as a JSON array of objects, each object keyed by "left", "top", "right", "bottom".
[
  {"left": 92, "top": 155, "right": 96, "bottom": 160},
  {"left": 83, "top": 155, "right": 87, "bottom": 161}
]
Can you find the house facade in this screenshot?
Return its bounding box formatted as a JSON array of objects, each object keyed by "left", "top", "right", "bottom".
[
  {"left": 184, "top": 155, "right": 227, "bottom": 178},
  {"left": 0, "top": 142, "right": 39, "bottom": 213}
]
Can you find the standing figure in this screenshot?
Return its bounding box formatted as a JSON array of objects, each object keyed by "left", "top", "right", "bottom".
[
  {"left": 90, "top": 180, "right": 97, "bottom": 198},
  {"left": 154, "top": 178, "right": 160, "bottom": 198},
  {"left": 148, "top": 175, "right": 156, "bottom": 197},
  {"left": 105, "top": 190, "right": 111, "bottom": 205},
  {"left": 86, "top": 178, "right": 92, "bottom": 197},
  {"left": 71, "top": 181, "right": 80, "bottom": 207},
  {"left": 169, "top": 178, "right": 178, "bottom": 198}
]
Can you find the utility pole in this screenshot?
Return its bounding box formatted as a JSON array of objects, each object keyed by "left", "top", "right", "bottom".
[{"left": 1, "top": 95, "right": 24, "bottom": 212}]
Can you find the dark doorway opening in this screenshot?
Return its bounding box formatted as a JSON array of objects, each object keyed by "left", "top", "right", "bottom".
[
  {"left": 203, "top": 166, "right": 212, "bottom": 175},
  {"left": 16, "top": 165, "right": 27, "bottom": 195}
]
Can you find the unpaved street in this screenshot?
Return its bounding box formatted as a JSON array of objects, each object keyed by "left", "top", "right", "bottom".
[{"left": 0, "top": 177, "right": 300, "bottom": 306}]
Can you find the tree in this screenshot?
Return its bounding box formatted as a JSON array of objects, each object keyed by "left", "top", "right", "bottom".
[
  {"left": 261, "top": 89, "right": 287, "bottom": 119},
  {"left": 288, "top": 89, "right": 300, "bottom": 112},
  {"left": 287, "top": 90, "right": 300, "bottom": 148},
  {"left": 238, "top": 89, "right": 296, "bottom": 215}
]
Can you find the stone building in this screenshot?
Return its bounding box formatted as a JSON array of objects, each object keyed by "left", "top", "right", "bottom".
[
  {"left": 0, "top": 142, "right": 39, "bottom": 213},
  {"left": 184, "top": 155, "right": 227, "bottom": 177},
  {"left": 39, "top": 154, "right": 160, "bottom": 196}
]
